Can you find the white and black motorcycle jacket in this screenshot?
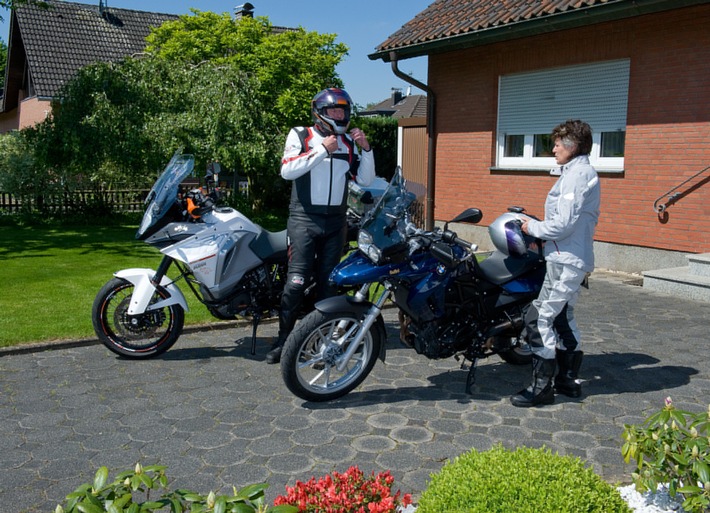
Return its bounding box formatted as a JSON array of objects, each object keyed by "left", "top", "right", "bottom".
[
  {"left": 525, "top": 155, "right": 601, "bottom": 273},
  {"left": 281, "top": 126, "right": 375, "bottom": 216}
]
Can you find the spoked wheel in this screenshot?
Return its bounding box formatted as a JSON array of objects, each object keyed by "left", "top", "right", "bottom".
[
  {"left": 92, "top": 277, "right": 184, "bottom": 358},
  {"left": 496, "top": 334, "right": 533, "bottom": 365},
  {"left": 280, "top": 310, "right": 383, "bottom": 402}
]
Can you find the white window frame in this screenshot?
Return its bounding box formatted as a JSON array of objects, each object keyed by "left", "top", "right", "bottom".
[{"left": 496, "top": 59, "right": 630, "bottom": 172}]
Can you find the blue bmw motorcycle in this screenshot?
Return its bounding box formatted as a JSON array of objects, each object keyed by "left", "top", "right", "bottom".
[{"left": 280, "top": 168, "right": 546, "bottom": 402}]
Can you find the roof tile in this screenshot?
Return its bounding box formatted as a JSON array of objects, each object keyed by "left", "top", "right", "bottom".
[
  {"left": 15, "top": 0, "right": 178, "bottom": 98},
  {"left": 375, "top": 0, "right": 624, "bottom": 52}
]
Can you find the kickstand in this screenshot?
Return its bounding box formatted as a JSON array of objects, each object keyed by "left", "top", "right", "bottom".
[
  {"left": 250, "top": 315, "right": 261, "bottom": 355},
  {"left": 464, "top": 358, "right": 478, "bottom": 395}
]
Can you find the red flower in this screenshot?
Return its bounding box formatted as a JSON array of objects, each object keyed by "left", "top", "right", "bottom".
[{"left": 273, "top": 466, "right": 412, "bottom": 513}]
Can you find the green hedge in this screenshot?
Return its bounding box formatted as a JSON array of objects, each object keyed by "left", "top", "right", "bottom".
[{"left": 417, "top": 444, "right": 632, "bottom": 513}]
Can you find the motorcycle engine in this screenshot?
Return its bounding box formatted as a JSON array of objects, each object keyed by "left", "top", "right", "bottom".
[
  {"left": 406, "top": 315, "right": 474, "bottom": 359},
  {"left": 206, "top": 266, "right": 274, "bottom": 319},
  {"left": 208, "top": 290, "right": 251, "bottom": 319}
]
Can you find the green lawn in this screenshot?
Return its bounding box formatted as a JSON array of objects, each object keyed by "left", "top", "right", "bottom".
[{"left": 0, "top": 222, "right": 219, "bottom": 348}]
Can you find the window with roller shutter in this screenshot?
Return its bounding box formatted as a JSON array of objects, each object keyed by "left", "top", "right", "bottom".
[{"left": 496, "top": 59, "right": 630, "bottom": 172}]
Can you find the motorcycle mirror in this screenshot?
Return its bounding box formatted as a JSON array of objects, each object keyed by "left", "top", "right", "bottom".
[
  {"left": 450, "top": 208, "right": 483, "bottom": 225},
  {"left": 205, "top": 161, "right": 221, "bottom": 181}
]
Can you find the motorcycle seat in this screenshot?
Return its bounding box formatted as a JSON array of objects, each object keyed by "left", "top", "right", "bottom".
[
  {"left": 477, "top": 250, "right": 541, "bottom": 285},
  {"left": 250, "top": 229, "right": 288, "bottom": 262}
]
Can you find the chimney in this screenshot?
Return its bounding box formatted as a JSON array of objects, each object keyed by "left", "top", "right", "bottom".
[
  {"left": 391, "top": 88, "right": 403, "bottom": 106},
  {"left": 235, "top": 3, "right": 255, "bottom": 20},
  {"left": 98, "top": 0, "right": 107, "bottom": 17}
]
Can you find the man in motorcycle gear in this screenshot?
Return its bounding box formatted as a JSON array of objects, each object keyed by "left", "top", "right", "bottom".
[
  {"left": 266, "top": 88, "right": 376, "bottom": 364},
  {"left": 312, "top": 88, "right": 352, "bottom": 135},
  {"left": 510, "top": 119, "right": 600, "bottom": 407}
]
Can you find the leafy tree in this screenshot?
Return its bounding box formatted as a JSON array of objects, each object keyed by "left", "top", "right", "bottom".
[
  {"left": 1, "top": 37, "right": 6, "bottom": 87},
  {"left": 0, "top": 130, "right": 41, "bottom": 195},
  {"left": 0, "top": 1, "right": 44, "bottom": 22},
  {"left": 351, "top": 116, "right": 399, "bottom": 180},
  {"left": 0, "top": 129, "right": 67, "bottom": 215},
  {"left": 31, "top": 59, "right": 163, "bottom": 185},
  {"left": 30, "top": 56, "right": 284, "bottom": 207},
  {"left": 145, "top": 12, "right": 348, "bottom": 133},
  {"left": 0, "top": 0, "right": 17, "bottom": 7}
]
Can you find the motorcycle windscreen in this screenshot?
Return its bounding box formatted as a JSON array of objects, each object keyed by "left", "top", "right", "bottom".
[
  {"left": 358, "top": 168, "right": 416, "bottom": 264},
  {"left": 137, "top": 153, "right": 195, "bottom": 239}
]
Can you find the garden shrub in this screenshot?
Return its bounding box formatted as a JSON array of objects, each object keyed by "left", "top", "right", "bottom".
[
  {"left": 622, "top": 397, "right": 710, "bottom": 513},
  {"left": 54, "top": 463, "right": 297, "bottom": 513},
  {"left": 417, "top": 444, "right": 632, "bottom": 513}
]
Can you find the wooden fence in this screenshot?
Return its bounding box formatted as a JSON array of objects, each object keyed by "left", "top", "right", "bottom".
[{"left": 0, "top": 188, "right": 151, "bottom": 214}]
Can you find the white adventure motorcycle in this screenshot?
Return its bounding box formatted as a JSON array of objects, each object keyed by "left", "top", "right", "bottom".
[{"left": 93, "top": 152, "right": 298, "bottom": 358}]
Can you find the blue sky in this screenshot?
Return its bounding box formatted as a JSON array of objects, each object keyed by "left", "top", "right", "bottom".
[{"left": 1, "top": 0, "right": 432, "bottom": 106}]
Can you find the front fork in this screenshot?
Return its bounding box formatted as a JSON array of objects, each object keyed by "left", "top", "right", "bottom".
[
  {"left": 118, "top": 256, "right": 189, "bottom": 315},
  {"left": 335, "top": 284, "right": 391, "bottom": 371}
]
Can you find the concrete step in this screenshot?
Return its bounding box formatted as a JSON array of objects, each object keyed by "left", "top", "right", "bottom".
[
  {"left": 643, "top": 265, "right": 710, "bottom": 302},
  {"left": 688, "top": 253, "right": 710, "bottom": 277}
]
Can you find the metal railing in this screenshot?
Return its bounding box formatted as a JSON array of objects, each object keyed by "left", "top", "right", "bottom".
[{"left": 653, "top": 165, "right": 710, "bottom": 214}]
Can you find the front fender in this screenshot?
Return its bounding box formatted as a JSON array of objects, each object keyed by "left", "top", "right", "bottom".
[
  {"left": 114, "top": 268, "right": 189, "bottom": 315},
  {"left": 315, "top": 294, "right": 373, "bottom": 316},
  {"left": 315, "top": 295, "right": 387, "bottom": 362}
]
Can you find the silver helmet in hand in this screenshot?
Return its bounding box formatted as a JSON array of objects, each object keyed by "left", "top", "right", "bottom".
[{"left": 488, "top": 212, "right": 532, "bottom": 257}]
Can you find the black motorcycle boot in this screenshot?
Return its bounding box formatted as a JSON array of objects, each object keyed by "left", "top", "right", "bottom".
[
  {"left": 510, "top": 355, "right": 556, "bottom": 407},
  {"left": 266, "top": 307, "right": 298, "bottom": 364},
  {"left": 554, "top": 350, "right": 583, "bottom": 398},
  {"left": 265, "top": 339, "right": 284, "bottom": 365}
]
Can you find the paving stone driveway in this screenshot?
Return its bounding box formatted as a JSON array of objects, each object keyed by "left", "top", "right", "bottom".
[{"left": 1, "top": 271, "right": 708, "bottom": 512}]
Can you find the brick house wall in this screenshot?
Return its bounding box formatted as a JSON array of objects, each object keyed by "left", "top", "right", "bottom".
[
  {"left": 0, "top": 96, "right": 51, "bottom": 131},
  {"left": 428, "top": 4, "right": 710, "bottom": 256}
]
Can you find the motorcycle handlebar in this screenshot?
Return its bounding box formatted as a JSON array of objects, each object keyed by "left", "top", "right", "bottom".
[
  {"left": 441, "top": 229, "right": 478, "bottom": 252},
  {"left": 408, "top": 224, "right": 478, "bottom": 253}
]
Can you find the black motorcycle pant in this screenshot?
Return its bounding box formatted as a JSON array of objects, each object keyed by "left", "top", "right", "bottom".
[
  {"left": 278, "top": 212, "right": 347, "bottom": 342},
  {"left": 524, "top": 261, "right": 586, "bottom": 360}
]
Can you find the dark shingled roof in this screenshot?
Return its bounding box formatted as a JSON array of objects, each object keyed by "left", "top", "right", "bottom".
[
  {"left": 361, "top": 93, "right": 427, "bottom": 119},
  {"left": 371, "top": 0, "right": 704, "bottom": 61},
  {"left": 14, "top": 0, "right": 178, "bottom": 99}
]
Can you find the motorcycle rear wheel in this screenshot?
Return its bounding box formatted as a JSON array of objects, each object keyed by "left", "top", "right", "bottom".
[
  {"left": 496, "top": 335, "right": 533, "bottom": 365},
  {"left": 281, "top": 310, "right": 382, "bottom": 402},
  {"left": 92, "top": 277, "right": 184, "bottom": 358}
]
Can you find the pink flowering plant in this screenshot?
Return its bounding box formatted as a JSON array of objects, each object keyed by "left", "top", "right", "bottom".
[
  {"left": 273, "top": 466, "right": 412, "bottom": 513},
  {"left": 622, "top": 397, "right": 710, "bottom": 513}
]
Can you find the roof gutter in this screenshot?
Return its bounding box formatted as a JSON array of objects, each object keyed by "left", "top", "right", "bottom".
[{"left": 389, "top": 51, "right": 436, "bottom": 231}]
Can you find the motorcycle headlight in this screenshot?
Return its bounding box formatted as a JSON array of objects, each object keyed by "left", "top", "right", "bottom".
[{"left": 357, "top": 229, "right": 382, "bottom": 264}]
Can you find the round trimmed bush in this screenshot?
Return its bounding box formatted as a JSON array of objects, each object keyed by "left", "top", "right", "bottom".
[{"left": 417, "top": 444, "right": 632, "bottom": 513}]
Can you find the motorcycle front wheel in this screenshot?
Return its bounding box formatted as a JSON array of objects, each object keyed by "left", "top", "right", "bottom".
[
  {"left": 281, "top": 310, "right": 382, "bottom": 402},
  {"left": 92, "top": 277, "right": 185, "bottom": 358}
]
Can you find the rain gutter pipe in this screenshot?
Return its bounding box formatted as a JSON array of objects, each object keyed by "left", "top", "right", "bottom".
[{"left": 389, "top": 51, "right": 435, "bottom": 231}]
